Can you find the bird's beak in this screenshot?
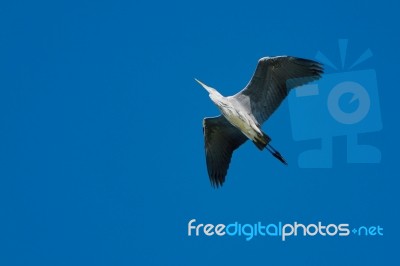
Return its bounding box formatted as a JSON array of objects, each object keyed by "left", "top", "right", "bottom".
[{"left": 194, "top": 78, "right": 216, "bottom": 94}]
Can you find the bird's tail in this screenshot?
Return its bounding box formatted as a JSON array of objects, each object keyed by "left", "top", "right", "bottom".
[{"left": 252, "top": 132, "right": 271, "bottom": 151}]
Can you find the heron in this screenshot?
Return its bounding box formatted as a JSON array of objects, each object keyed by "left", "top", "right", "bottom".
[{"left": 196, "top": 56, "right": 323, "bottom": 187}]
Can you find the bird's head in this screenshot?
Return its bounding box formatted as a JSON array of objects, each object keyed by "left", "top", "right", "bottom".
[{"left": 195, "top": 78, "right": 224, "bottom": 104}]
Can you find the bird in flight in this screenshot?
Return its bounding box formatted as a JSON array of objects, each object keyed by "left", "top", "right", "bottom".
[{"left": 196, "top": 56, "right": 323, "bottom": 187}]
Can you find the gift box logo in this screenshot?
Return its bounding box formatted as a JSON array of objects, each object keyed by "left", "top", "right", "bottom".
[{"left": 288, "top": 39, "right": 382, "bottom": 168}]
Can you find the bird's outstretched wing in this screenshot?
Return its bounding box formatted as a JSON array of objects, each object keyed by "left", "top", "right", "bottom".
[
  {"left": 203, "top": 116, "right": 248, "bottom": 187},
  {"left": 233, "top": 56, "right": 323, "bottom": 125}
]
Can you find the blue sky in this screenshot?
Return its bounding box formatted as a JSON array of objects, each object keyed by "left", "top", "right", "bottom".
[{"left": 0, "top": 0, "right": 399, "bottom": 265}]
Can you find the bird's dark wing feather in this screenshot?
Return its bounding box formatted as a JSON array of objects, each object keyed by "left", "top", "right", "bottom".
[
  {"left": 203, "top": 116, "right": 248, "bottom": 187},
  {"left": 233, "top": 56, "right": 324, "bottom": 125}
]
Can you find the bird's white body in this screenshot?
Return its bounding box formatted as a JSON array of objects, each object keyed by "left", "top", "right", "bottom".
[
  {"left": 212, "top": 95, "right": 262, "bottom": 142},
  {"left": 196, "top": 78, "right": 263, "bottom": 143}
]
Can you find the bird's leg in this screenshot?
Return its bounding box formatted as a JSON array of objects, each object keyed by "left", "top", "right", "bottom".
[{"left": 266, "top": 144, "right": 288, "bottom": 165}]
